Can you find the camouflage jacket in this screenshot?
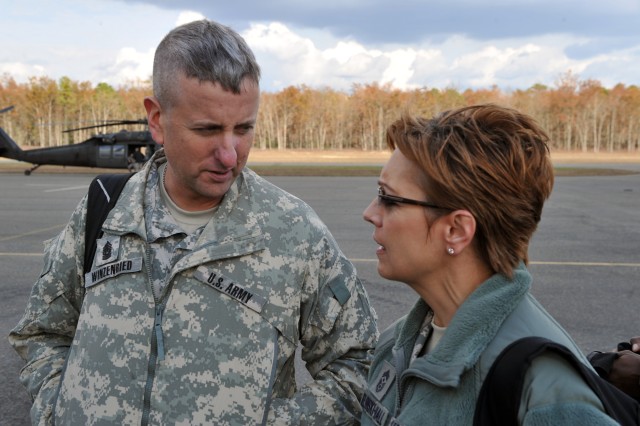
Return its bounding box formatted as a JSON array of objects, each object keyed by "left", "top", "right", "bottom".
[{"left": 9, "top": 152, "right": 379, "bottom": 425}]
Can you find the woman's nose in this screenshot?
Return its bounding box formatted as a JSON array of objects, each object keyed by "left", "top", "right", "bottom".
[{"left": 363, "top": 198, "right": 380, "bottom": 226}]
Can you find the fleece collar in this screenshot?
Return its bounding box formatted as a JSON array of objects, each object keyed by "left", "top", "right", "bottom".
[{"left": 397, "top": 264, "right": 532, "bottom": 388}]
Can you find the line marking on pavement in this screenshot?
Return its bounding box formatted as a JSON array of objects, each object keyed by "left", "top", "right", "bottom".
[
  {"left": 529, "top": 261, "right": 640, "bottom": 267},
  {"left": 0, "top": 254, "right": 638, "bottom": 268},
  {"left": 0, "top": 224, "right": 65, "bottom": 242},
  {"left": 44, "top": 185, "right": 88, "bottom": 193},
  {"left": 350, "top": 259, "right": 640, "bottom": 267}
]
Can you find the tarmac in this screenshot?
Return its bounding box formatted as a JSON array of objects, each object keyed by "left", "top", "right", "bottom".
[{"left": 1, "top": 165, "right": 639, "bottom": 425}]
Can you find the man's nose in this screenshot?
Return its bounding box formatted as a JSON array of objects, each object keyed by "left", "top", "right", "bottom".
[{"left": 216, "top": 134, "right": 238, "bottom": 168}]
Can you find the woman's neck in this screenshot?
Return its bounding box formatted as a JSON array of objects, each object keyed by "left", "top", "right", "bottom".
[{"left": 413, "top": 256, "right": 493, "bottom": 327}]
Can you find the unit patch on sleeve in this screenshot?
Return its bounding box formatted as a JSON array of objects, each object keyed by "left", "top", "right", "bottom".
[{"left": 194, "top": 266, "right": 267, "bottom": 313}]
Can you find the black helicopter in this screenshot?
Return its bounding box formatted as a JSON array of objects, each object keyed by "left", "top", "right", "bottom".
[{"left": 0, "top": 106, "right": 159, "bottom": 175}]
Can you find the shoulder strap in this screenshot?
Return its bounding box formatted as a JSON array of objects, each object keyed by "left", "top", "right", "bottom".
[
  {"left": 474, "top": 336, "right": 640, "bottom": 426},
  {"left": 83, "top": 173, "right": 134, "bottom": 273}
]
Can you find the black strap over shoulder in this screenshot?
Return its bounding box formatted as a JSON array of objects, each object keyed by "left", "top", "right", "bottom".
[
  {"left": 83, "top": 173, "right": 134, "bottom": 273},
  {"left": 474, "top": 336, "right": 640, "bottom": 426}
]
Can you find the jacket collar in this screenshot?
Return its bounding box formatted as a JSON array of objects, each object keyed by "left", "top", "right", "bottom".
[
  {"left": 397, "top": 264, "right": 532, "bottom": 387},
  {"left": 102, "top": 150, "right": 264, "bottom": 251}
]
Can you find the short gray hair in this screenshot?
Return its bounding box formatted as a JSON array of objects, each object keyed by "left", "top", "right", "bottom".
[{"left": 152, "top": 19, "right": 261, "bottom": 107}]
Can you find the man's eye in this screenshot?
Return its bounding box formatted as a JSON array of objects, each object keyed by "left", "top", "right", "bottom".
[
  {"left": 236, "top": 125, "right": 254, "bottom": 135},
  {"left": 194, "top": 127, "right": 218, "bottom": 135}
]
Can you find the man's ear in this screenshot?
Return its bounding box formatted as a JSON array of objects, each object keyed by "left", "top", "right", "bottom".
[
  {"left": 443, "top": 210, "right": 476, "bottom": 255},
  {"left": 144, "top": 96, "right": 164, "bottom": 146}
]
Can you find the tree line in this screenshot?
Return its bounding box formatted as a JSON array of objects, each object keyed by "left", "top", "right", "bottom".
[{"left": 1, "top": 72, "right": 639, "bottom": 152}]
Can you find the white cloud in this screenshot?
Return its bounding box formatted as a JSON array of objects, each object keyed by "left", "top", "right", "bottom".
[
  {"left": 0, "top": 63, "right": 46, "bottom": 81},
  {"left": 576, "top": 45, "right": 640, "bottom": 88},
  {"left": 245, "top": 23, "right": 416, "bottom": 91},
  {"left": 244, "top": 22, "right": 329, "bottom": 89},
  {"left": 106, "top": 47, "right": 154, "bottom": 86},
  {"left": 244, "top": 22, "right": 612, "bottom": 92},
  {"left": 407, "top": 34, "right": 597, "bottom": 90},
  {"left": 0, "top": 0, "right": 180, "bottom": 87},
  {"left": 97, "top": 10, "right": 206, "bottom": 87},
  {"left": 176, "top": 10, "right": 206, "bottom": 26},
  {"left": 3, "top": 3, "right": 640, "bottom": 93},
  {"left": 380, "top": 49, "right": 417, "bottom": 89},
  {"left": 324, "top": 41, "right": 382, "bottom": 64}
]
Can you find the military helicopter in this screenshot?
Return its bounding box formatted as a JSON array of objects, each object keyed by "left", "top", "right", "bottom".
[{"left": 0, "top": 106, "right": 159, "bottom": 175}]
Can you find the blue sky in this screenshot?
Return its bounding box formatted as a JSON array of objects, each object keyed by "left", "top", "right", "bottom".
[{"left": 1, "top": 0, "right": 639, "bottom": 92}]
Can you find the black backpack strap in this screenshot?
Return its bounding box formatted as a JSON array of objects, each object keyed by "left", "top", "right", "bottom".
[
  {"left": 588, "top": 351, "right": 620, "bottom": 380},
  {"left": 83, "top": 173, "right": 134, "bottom": 273},
  {"left": 474, "top": 336, "right": 640, "bottom": 426}
]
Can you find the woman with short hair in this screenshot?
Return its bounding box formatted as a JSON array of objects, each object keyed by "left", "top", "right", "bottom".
[{"left": 361, "top": 104, "right": 617, "bottom": 425}]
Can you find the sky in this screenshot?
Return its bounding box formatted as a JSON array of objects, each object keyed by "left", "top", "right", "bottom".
[{"left": 1, "top": 0, "right": 639, "bottom": 93}]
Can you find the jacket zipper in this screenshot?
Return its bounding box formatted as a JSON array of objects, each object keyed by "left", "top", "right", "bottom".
[
  {"left": 141, "top": 245, "right": 166, "bottom": 426},
  {"left": 138, "top": 238, "right": 268, "bottom": 424},
  {"left": 260, "top": 328, "right": 280, "bottom": 426},
  {"left": 392, "top": 346, "right": 406, "bottom": 416}
]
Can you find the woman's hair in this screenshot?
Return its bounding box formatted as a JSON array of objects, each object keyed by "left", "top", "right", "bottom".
[
  {"left": 152, "top": 19, "right": 261, "bottom": 108},
  {"left": 387, "top": 104, "right": 554, "bottom": 278}
]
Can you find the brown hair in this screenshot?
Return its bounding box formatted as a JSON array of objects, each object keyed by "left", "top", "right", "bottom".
[{"left": 386, "top": 104, "right": 554, "bottom": 278}]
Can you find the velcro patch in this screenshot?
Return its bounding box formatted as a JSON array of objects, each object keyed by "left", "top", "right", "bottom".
[
  {"left": 361, "top": 392, "right": 389, "bottom": 426},
  {"left": 95, "top": 235, "right": 120, "bottom": 266},
  {"left": 194, "top": 266, "right": 267, "bottom": 313},
  {"left": 370, "top": 360, "right": 396, "bottom": 400},
  {"left": 85, "top": 257, "right": 143, "bottom": 288}
]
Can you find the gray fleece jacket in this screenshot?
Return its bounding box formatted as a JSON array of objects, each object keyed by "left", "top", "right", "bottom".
[{"left": 361, "top": 264, "right": 617, "bottom": 426}]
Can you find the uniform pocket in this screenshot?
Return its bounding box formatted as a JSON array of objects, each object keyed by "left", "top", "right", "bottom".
[{"left": 309, "top": 281, "right": 350, "bottom": 334}]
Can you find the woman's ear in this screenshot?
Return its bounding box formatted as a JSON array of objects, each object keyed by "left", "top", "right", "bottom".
[{"left": 442, "top": 210, "right": 476, "bottom": 255}]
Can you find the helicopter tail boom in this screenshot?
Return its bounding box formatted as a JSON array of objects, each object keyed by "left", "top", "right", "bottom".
[
  {"left": 0, "top": 126, "right": 24, "bottom": 160},
  {"left": 0, "top": 106, "right": 23, "bottom": 160}
]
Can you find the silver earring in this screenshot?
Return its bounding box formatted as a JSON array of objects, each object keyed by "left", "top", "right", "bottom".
[{"left": 447, "top": 247, "right": 455, "bottom": 255}]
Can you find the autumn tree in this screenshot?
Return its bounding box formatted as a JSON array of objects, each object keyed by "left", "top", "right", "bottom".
[{"left": 2, "top": 74, "right": 640, "bottom": 153}]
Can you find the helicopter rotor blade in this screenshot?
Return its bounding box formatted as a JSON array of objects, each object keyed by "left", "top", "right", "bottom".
[
  {"left": 63, "top": 119, "right": 148, "bottom": 133},
  {"left": 104, "top": 119, "right": 148, "bottom": 125}
]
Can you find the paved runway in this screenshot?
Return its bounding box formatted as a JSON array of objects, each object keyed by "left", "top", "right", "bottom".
[{"left": 1, "top": 169, "right": 639, "bottom": 425}]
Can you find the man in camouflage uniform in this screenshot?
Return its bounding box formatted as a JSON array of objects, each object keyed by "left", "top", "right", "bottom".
[{"left": 9, "top": 19, "right": 378, "bottom": 425}]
